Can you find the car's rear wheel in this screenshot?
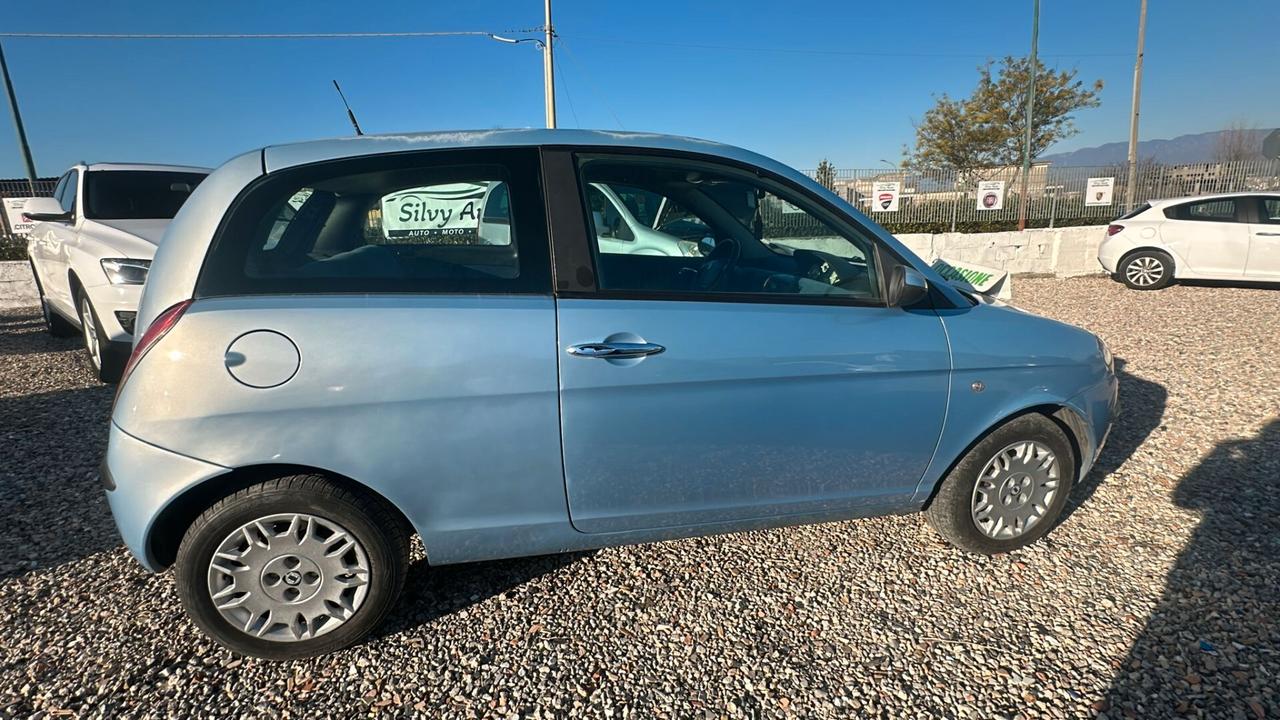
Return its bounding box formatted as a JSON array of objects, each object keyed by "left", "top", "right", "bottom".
[
  {"left": 28, "top": 261, "right": 76, "bottom": 337},
  {"left": 1119, "top": 250, "right": 1173, "bottom": 290},
  {"left": 174, "top": 475, "right": 409, "bottom": 660},
  {"left": 925, "top": 413, "right": 1076, "bottom": 555}
]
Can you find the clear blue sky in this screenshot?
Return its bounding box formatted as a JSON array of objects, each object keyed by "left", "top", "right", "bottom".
[{"left": 1, "top": 0, "right": 1275, "bottom": 177}]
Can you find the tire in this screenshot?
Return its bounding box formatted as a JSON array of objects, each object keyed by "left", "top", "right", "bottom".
[
  {"left": 75, "top": 289, "right": 125, "bottom": 383},
  {"left": 28, "top": 260, "right": 77, "bottom": 337},
  {"left": 1118, "top": 250, "right": 1173, "bottom": 290},
  {"left": 924, "top": 413, "right": 1076, "bottom": 555},
  {"left": 174, "top": 475, "right": 409, "bottom": 660}
]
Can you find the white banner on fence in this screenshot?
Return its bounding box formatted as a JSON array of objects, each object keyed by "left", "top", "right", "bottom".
[
  {"left": 975, "top": 181, "right": 1005, "bottom": 211},
  {"left": 2, "top": 198, "right": 36, "bottom": 237},
  {"left": 871, "top": 181, "right": 901, "bottom": 212},
  {"left": 1085, "top": 177, "right": 1115, "bottom": 206}
]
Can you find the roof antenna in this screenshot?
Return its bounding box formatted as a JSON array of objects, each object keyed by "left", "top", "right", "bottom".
[{"left": 332, "top": 80, "right": 364, "bottom": 136}]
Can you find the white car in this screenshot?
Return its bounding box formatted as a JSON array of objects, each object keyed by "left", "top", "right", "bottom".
[
  {"left": 25, "top": 163, "right": 209, "bottom": 381},
  {"left": 1098, "top": 192, "right": 1280, "bottom": 290}
]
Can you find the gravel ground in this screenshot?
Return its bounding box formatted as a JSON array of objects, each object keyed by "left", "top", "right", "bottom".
[{"left": 1, "top": 276, "right": 1277, "bottom": 719}]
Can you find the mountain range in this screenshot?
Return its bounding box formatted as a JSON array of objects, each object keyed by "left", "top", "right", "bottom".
[{"left": 1042, "top": 128, "right": 1276, "bottom": 166}]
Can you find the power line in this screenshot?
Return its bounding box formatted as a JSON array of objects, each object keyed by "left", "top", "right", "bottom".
[
  {"left": 555, "top": 39, "right": 624, "bottom": 130},
  {"left": 0, "top": 29, "right": 542, "bottom": 40},
  {"left": 574, "top": 36, "right": 1130, "bottom": 59}
]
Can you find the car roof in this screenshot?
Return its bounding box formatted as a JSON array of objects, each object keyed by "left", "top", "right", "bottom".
[
  {"left": 1147, "top": 190, "right": 1280, "bottom": 207},
  {"left": 261, "top": 128, "right": 773, "bottom": 174},
  {"left": 80, "top": 162, "right": 212, "bottom": 174}
]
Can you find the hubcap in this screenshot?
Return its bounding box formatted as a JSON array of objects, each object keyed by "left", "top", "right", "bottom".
[
  {"left": 971, "top": 441, "right": 1060, "bottom": 539},
  {"left": 79, "top": 298, "right": 101, "bottom": 369},
  {"left": 207, "top": 513, "right": 371, "bottom": 643},
  {"left": 1125, "top": 256, "right": 1164, "bottom": 286}
]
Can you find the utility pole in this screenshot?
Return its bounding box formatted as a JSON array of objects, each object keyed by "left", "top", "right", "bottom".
[
  {"left": 0, "top": 42, "right": 38, "bottom": 195},
  {"left": 1016, "top": 0, "right": 1039, "bottom": 231},
  {"left": 542, "top": 0, "right": 557, "bottom": 129},
  {"left": 1125, "top": 0, "right": 1148, "bottom": 210}
]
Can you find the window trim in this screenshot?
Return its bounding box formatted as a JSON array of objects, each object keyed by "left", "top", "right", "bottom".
[
  {"left": 195, "top": 147, "right": 553, "bottom": 298},
  {"left": 1164, "top": 197, "right": 1244, "bottom": 223},
  {"left": 550, "top": 146, "right": 900, "bottom": 309}
]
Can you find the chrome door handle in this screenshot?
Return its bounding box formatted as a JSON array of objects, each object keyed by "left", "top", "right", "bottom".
[
  {"left": 1256, "top": 232, "right": 1280, "bottom": 236},
  {"left": 567, "top": 341, "right": 665, "bottom": 359}
]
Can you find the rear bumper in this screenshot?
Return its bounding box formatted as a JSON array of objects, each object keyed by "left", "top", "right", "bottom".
[{"left": 103, "top": 421, "right": 227, "bottom": 571}]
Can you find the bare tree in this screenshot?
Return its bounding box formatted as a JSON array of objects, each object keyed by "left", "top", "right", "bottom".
[
  {"left": 815, "top": 159, "right": 837, "bottom": 191},
  {"left": 1214, "top": 120, "right": 1260, "bottom": 162}
]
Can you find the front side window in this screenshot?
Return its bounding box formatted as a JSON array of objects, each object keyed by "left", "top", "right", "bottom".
[
  {"left": 84, "top": 171, "right": 206, "bottom": 220},
  {"left": 578, "top": 155, "right": 881, "bottom": 303},
  {"left": 1259, "top": 197, "right": 1280, "bottom": 224},
  {"left": 59, "top": 170, "right": 79, "bottom": 214},
  {"left": 199, "top": 149, "right": 550, "bottom": 296}
]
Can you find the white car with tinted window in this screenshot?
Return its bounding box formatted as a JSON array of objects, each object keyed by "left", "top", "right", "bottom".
[
  {"left": 1098, "top": 192, "right": 1280, "bottom": 290},
  {"left": 25, "top": 163, "right": 209, "bottom": 381}
]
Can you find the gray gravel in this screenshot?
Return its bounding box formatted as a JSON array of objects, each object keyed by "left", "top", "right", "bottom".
[{"left": 1, "top": 276, "right": 1278, "bottom": 719}]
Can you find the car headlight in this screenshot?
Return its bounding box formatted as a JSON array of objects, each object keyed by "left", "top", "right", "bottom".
[
  {"left": 101, "top": 258, "right": 151, "bottom": 285},
  {"left": 1096, "top": 335, "right": 1114, "bottom": 374}
]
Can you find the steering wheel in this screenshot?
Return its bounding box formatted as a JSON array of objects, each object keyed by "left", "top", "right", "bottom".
[{"left": 695, "top": 238, "right": 740, "bottom": 291}]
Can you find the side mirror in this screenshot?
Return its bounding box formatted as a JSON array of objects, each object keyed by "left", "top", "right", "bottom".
[
  {"left": 21, "top": 196, "right": 72, "bottom": 223},
  {"left": 888, "top": 265, "right": 929, "bottom": 307}
]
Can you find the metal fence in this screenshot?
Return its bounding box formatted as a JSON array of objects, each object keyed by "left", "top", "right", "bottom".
[{"left": 801, "top": 159, "right": 1280, "bottom": 233}]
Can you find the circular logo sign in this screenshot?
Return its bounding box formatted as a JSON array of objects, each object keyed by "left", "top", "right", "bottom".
[{"left": 982, "top": 192, "right": 999, "bottom": 208}]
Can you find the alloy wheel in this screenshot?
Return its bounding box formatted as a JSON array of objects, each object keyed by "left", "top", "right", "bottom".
[
  {"left": 207, "top": 513, "right": 372, "bottom": 642},
  {"left": 970, "top": 441, "right": 1061, "bottom": 539},
  {"left": 79, "top": 297, "right": 101, "bottom": 370},
  {"left": 1125, "top": 256, "right": 1164, "bottom": 287}
]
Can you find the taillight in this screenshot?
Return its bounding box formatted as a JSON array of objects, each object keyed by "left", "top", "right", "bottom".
[
  {"left": 117, "top": 299, "right": 193, "bottom": 392},
  {"left": 1107, "top": 224, "right": 1124, "bottom": 236}
]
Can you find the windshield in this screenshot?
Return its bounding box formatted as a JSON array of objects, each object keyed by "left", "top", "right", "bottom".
[{"left": 84, "top": 170, "right": 207, "bottom": 220}]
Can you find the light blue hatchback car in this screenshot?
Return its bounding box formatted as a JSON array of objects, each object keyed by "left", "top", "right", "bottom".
[{"left": 103, "top": 129, "right": 1117, "bottom": 658}]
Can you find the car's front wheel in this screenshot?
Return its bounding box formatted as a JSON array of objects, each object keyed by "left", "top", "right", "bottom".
[
  {"left": 925, "top": 413, "right": 1076, "bottom": 555},
  {"left": 174, "top": 475, "right": 409, "bottom": 660},
  {"left": 74, "top": 290, "right": 126, "bottom": 383},
  {"left": 1119, "top": 250, "right": 1173, "bottom": 290}
]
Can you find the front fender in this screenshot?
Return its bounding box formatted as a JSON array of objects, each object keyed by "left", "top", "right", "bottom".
[{"left": 913, "top": 299, "right": 1113, "bottom": 503}]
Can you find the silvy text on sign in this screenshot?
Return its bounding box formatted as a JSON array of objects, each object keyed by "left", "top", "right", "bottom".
[
  {"left": 871, "top": 181, "right": 901, "bottom": 212},
  {"left": 975, "top": 181, "right": 1005, "bottom": 211},
  {"left": 381, "top": 183, "right": 490, "bottom": 241},
  {"left": 1085, "top": 177, "right": 1115, "bottom": 206}
]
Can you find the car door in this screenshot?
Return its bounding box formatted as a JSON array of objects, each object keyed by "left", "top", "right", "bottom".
[
  {"left": 1245, "top": 196, "right": 1280, "bottom": 279},
  {"left": 548, "top": 150, "right": 950, "bottom": 534},
  {"left": 1158, "top": 197, "right": 1250, "bottom": 276},
  {"left": 41, "top": 170, "right": 81, "bottom": 315}
]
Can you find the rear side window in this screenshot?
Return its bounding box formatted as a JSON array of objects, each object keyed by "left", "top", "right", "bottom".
[
  {"left": 1165, "top": 198, "right": 1238, "bottom": 222},
  {"left": 198, "top": 149, "right": 550, "bottom": 296}
]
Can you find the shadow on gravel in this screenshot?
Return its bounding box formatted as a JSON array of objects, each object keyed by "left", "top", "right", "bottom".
[
  {"left": 1102, "top": 419, "right": 1280, "bottom": 718},
  {"left": 0, "top": 386, "right": 118, "bottom": 579},
  {"left": 373, "top": 550, "right": 596, "bottom": 641},
  {"left": 1062, "top": 358, "right": 1168, "bottom": 523}
]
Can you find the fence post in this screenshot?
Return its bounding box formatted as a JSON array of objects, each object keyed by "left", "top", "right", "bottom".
[
  {"left": 949, "top": 197, "right": 958, "bottom": 233},
  {"left": 1048, "top": 188, "right": 1057, "bottom": 229}
]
